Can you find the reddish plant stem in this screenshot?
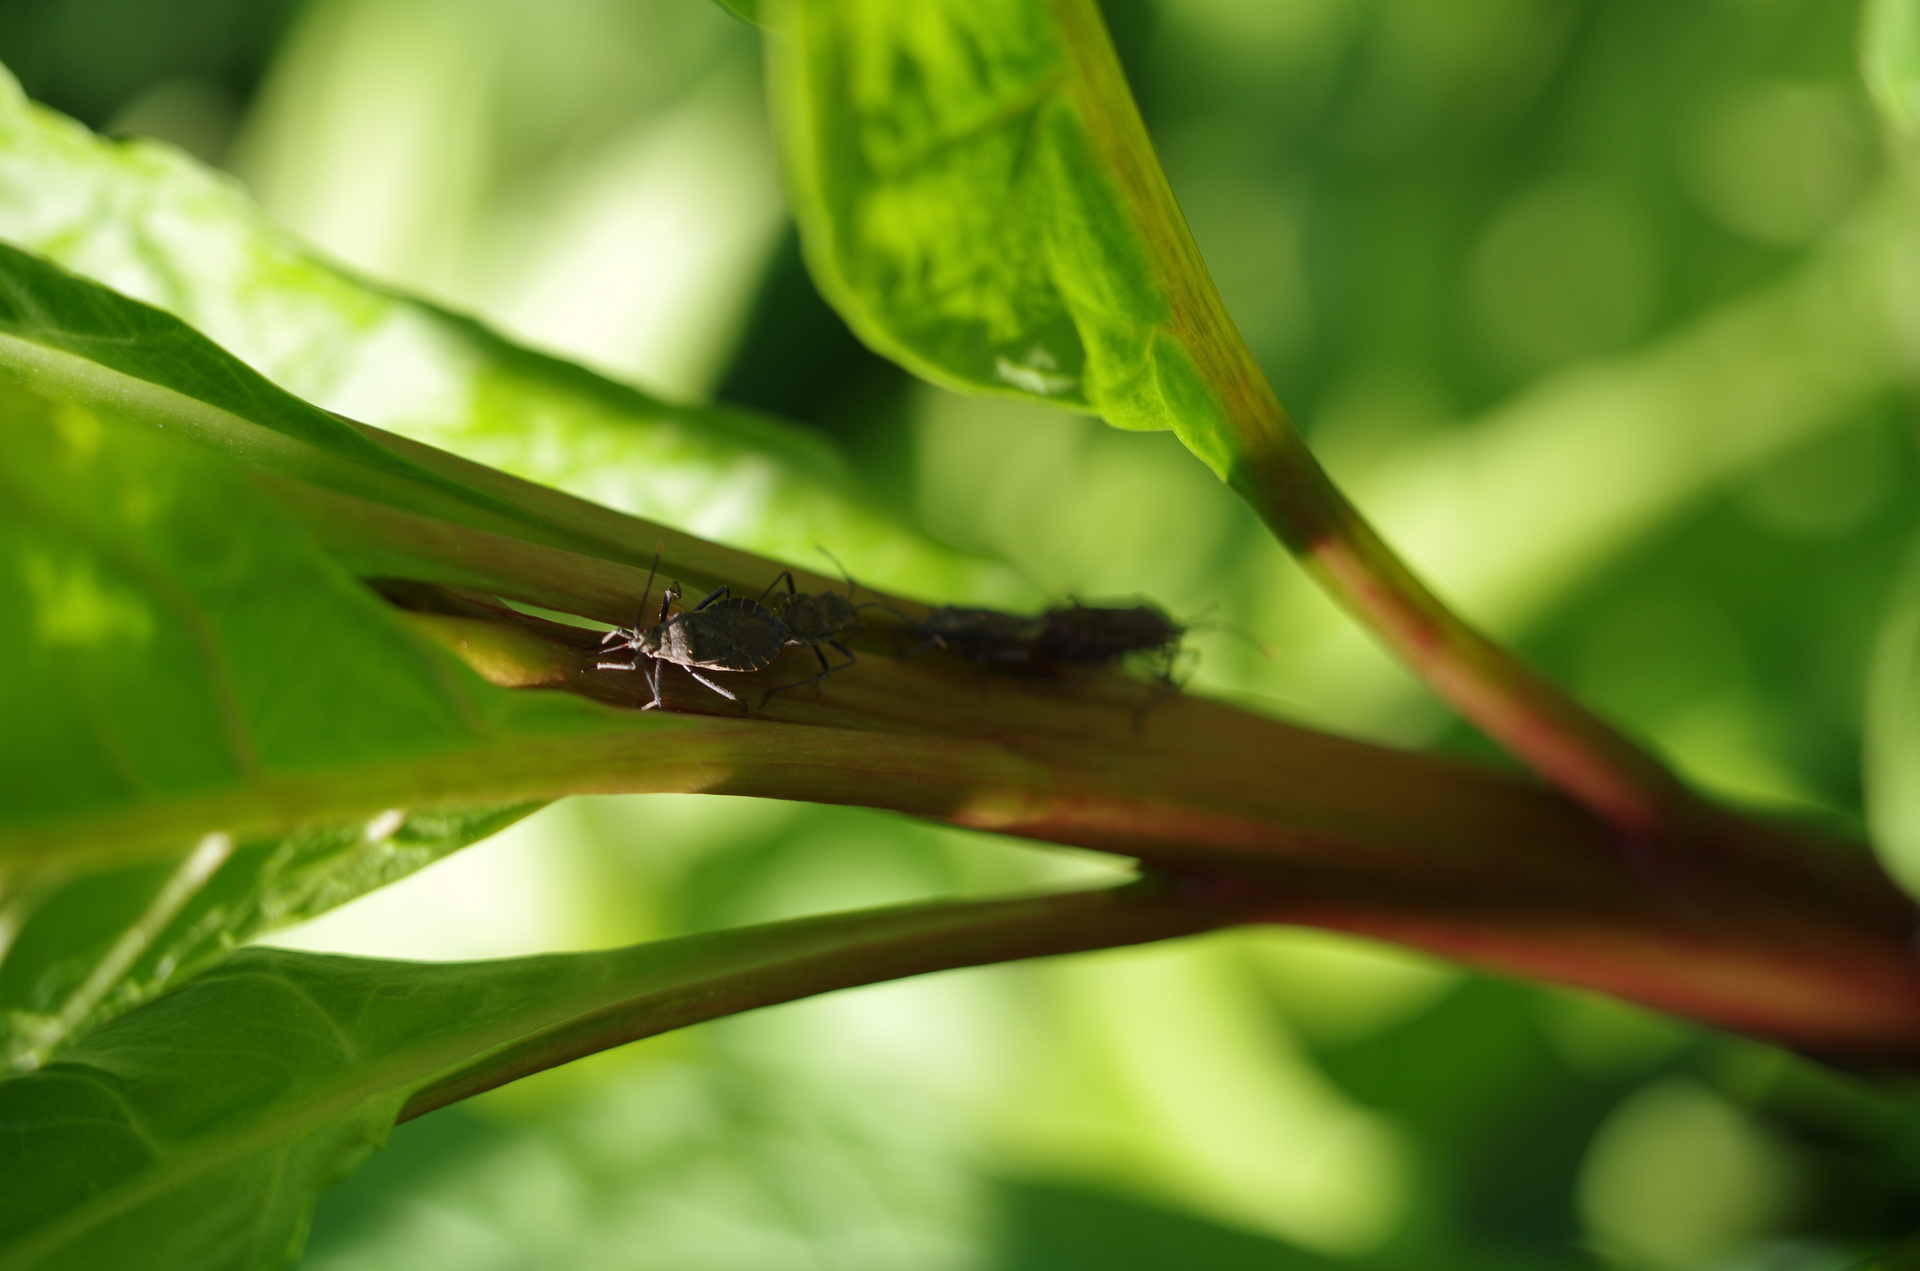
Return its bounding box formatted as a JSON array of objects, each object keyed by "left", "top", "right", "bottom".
[
  {"left": 385, "top": 590, "right": 1920, "bottom": 1070},
  {"left": 234, "top": 441, "right": 1920, "bottom": 1066},
  {"left": 1285, "top": 480, "right": 1693, "bottom": 844},
  {"left": 1051, "top": 0, "right": 1692, "bottom": 842}
]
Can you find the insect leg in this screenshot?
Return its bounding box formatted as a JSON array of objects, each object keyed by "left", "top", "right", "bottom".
[
  {"left": 642, "top": 658, "right": 665, "bottom": 711},
  {"left": 756, "top": 570, "right": 796, "bottom": 605},
  {"left": 762, "top": 643, "right": 849, "bottom": 704},
  {"left": 691, "top": 585, "right": 732, "bottom": 612},
  {"left": 596, "top": 623, "right": 638, "bottom": 655},
  {"left": 1131, "top": 676, "right": 1182, "bottom": 734},
  {"left": 683, "top": 668, "right": 746, "bottom": 713}
]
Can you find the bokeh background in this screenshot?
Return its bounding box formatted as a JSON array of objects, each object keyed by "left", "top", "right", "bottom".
[{"left": 9, "top": 0, "right": 1920, "bottom": 1266}]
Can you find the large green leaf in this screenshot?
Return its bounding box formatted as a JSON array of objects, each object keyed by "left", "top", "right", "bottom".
[
  {"left": 1866, "top": 0, "right": 1920, "bottom": 137},
  {"left": 0, "top": 65, "right": 1014, "bottom": 1066},
  {"left": 0, "top": 67, "right": 1005, "bottom": 599},
  {"left": 0, "top": 881, "right": 1220, "bottom": 1271},
  {"left": 0, "top": 242, "right": 572, "bottom": 553},
  {"left": 0, "top": 380, "right": 618, "bottom": 1064},
  {"left": 766, "top": 0, "right": 1262, "bottom": 479},
  {"left": 0, "top": 803, "right": 538, "bottom": 1074}
]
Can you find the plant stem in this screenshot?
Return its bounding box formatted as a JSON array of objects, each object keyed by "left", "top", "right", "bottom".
[
  {"left": 142, "top": 565, "right": 1920, "bottom": 1065},
  {"left": 400, "top": 877, "right": 1247, "bottom": 1121},
  {"left": 1049, "top": 0, "right": 1692, "bottom": 841},
  {"left": 1257, "top": 454, "right": 1694, "bottom": 843},
  {"left": 199, "top": 462, "right": 1912, "bottom": 1063},
  {"left": 13, "top": 486, "right": 1915, "bottom": 1063}
]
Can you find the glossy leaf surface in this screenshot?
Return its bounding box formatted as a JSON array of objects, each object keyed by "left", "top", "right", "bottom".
[
  {"left": 0, "top": 882, "right": 1216, "bottom": 1271},
  {"left": 768, "top": 0, "right": 1257, "bottom": 474},
  {"left": 0, "top": 68, "right": 1002, "bottom": 597},
  {"left": 1867, "top": 0, "right": 1920, "bottom": 136},
  {"left": 0, "top": 380, "right": 592, "bottom": 1064},
  {"left": 0, "top": 69, "right": 1005, "bottom": 1068}
]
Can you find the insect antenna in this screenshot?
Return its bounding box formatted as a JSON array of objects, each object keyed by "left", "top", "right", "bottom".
[
  {"left": 601, "top": 547, "right": 663, "bottom": 648},
  {"left": 1185, "top": 615, "right": 1274, "bottom": 658},
  {"left": 858, "top": 601, "right": 922, "bottom": 624},
  {"left": 639, "top": 550, "right": 664, "bottom": 626},
  {"left": 814, "top": 545, "right": 859, "bottom": 601}
]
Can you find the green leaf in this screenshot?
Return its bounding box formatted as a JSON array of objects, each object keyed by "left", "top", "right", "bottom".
[
  {"left": 1869, "top": 1232, "right": 1920, "bottom": 1269},
  {"left": 1867, "top": 545, "right": 1920, "bottom": 897},
  {"left": 0, "top": 381, "right": 599, "bottom": 1063},
  {"left": 0, "top": 67, "right": 1007, "bottom": 600},
  {"left": 765, "top": 0, "right": 1726, "bottom": 843},
  {"left": 0, "top": 881, "right": 1222, "bottom": 1271},
  {"left": 0, "top": 243, "right": 445, "bottom": 501},
  {"left": 766, "top": 0, "right": 1260, "bottom": 478},
  {"left": 0, "top": 804, "right": 537, "bottom": 1074},
  {"left": 1865, "top": 0, "right": 1920, "bottom": 137},
  {"left": 0, "top": 65, "right": 1024, "bottom": 1064}
]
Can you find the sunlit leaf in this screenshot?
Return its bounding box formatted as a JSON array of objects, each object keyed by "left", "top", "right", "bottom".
[
  {"left": 1866, "top": 0, "right": 1920, "bottom": 137},
  {"left": 767, "top": 0, "right": 1262, "bottom": 478},
  {"left": 0, "top": 803, "right": 537, "bottom": 1073},
  {"left": 0, "top": 67, "right": 1008, "bottom": 599},
  {"left": 0, "top": 882, "right": 1205, "bottom": 1271},
  {"left": 0, "top": 381, "right": 605, "bottom": 1063},
  {"left": 0, "top": 72, "right": 1026, "bottom": 1067}
]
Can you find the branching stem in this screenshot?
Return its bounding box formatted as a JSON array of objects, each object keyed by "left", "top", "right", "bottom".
[
  {"left": 379, "top": 584, "right": 1920, "bottom": 1068},
  {"left": 1048, "top": 0, "right": 1693, "bottom": 840}
]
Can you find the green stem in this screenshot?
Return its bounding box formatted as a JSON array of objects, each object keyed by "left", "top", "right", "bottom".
[
  {"left": 426, "top": 596, "right": 1920, "bottom": 1067},
  {"left": 17, "top": 518, "right": 1911, "bottom": 1062},
  {"left": 1263, "top": 459, "right": 1693, "bottom": 842},
  {"left": 173, "top": 455, "right": 1907, "bottom": 1063},
  {"left": 400, "top": 876, "right": 1245, "bottom": 1121},
  {"left": 345, "top": 418, "right": 868, "bottom": 607},
  {"left": 1048, "top": 0, "right": 1692, "bottom": 841}
]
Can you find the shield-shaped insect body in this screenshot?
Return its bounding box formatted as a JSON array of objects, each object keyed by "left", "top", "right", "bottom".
[{"left": 598, "top": 557, "right": 792, "bottom": 711}]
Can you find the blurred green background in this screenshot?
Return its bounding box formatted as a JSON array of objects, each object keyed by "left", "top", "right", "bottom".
[{"left": 11, "top": 0, "right": 1920, "bottom": 1265}]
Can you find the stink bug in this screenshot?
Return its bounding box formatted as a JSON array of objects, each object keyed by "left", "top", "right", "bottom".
[
  {"left": 905, "top": 606, "right": 1042, "bottom": 666},
  {"left": 1033, "top": 602, "right": 1185, "bottom": 675},
  {"left": 597, "top": 555, "right": 789, "bottom": 711},
  {"left": 759, "top": 549, "right": 872, "bottom": 701}
]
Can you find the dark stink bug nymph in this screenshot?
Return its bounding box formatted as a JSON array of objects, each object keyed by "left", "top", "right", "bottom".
[
  {"left": 903, "top": 606, "right": 1042, "bottom": 666},
  {"left": 758, "top": 549, "right": 873, "bottom": 702},
  {"left": 597, "top": 554, "right": 789, "bottom": 712},
  {"left": 1033, "top": 601, "right": 1186, "bottom": 677}
]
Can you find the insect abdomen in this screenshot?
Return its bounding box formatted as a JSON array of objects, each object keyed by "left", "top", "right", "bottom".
[
  {"left": 1035, "top": 605, "right": 1181, "bottom": 664},
  {"left": 681, "top": 598, "right": 787, "bottom": 670}
]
